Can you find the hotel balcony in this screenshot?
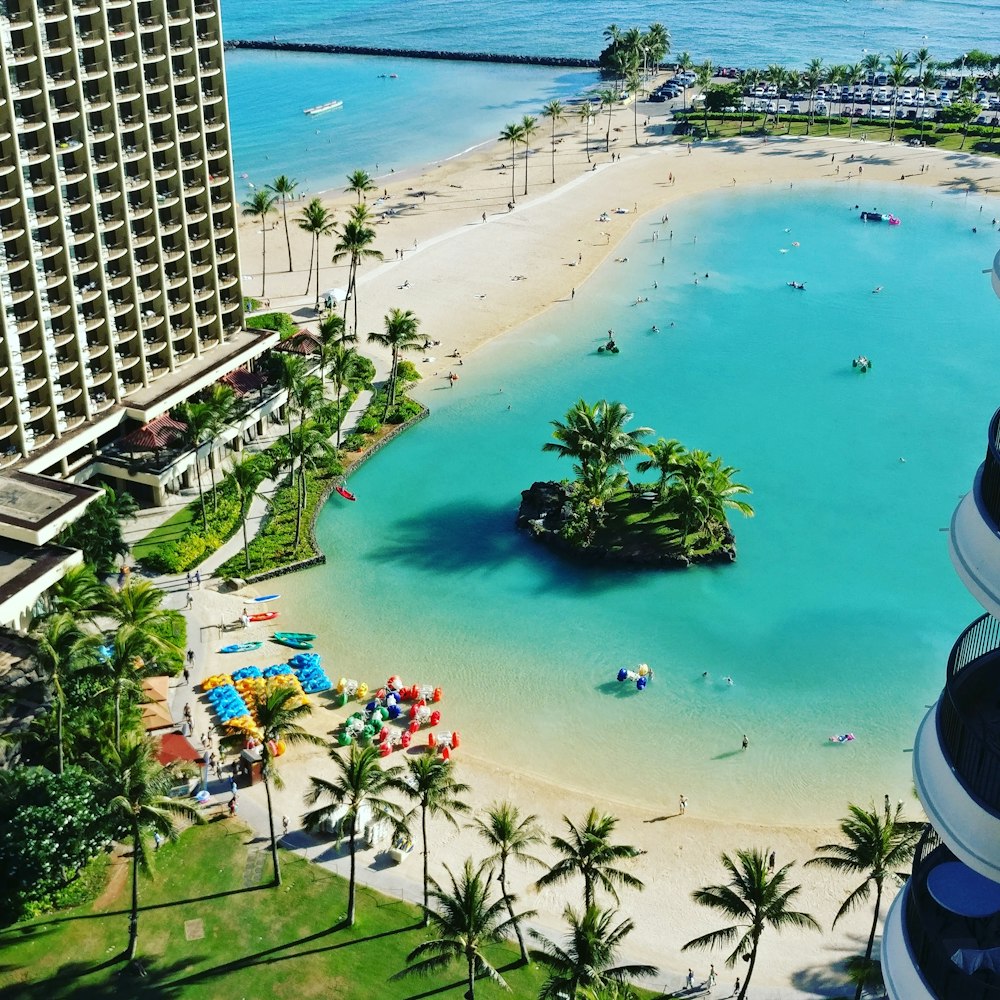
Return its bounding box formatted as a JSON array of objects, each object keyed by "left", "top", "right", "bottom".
[
  {"left": 6, "top": 47, "right": 37, "bottom": 66},
  {"left": 123, "top": 145, "right": 147, "bottom": 164},
  {"left": 951, "top": 407, "right": 1000, "bottom": 619},
  {"left": 146, "top": 80, "right": 168, "bottom": 95},
  {"left": 183, "top": 181, "right": 205, "bottom": 198},
  {"left": 51, "top": 106, "right": 80, "bottom": 124},
  {"left": 112, "top": 56, "right": 138, "bottom": 72},
  {"left": 199, "top": 63, "right": 220, "bottom": 77},
  {"left": 913, "top": 613, "right": 1000, "bottom": 882},
  {"left": 142, "top": 49, "right": 166, "bottom": 63},
  {"left": 151, "top": 137, "right": 173, "bottom": 152},
  {"left": 883, "top": 830, "right": 1000, "bottom": 1000},
  {"left": 139, "top": 18, "right": 162, "bottom": 32},
  {"left": 79, "top": 66, "right": 108, "bottom": 82},
  {"left": 106, "top": 274, "right": 130, "bottom": 291}
]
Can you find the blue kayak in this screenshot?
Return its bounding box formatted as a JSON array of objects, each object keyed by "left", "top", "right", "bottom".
[{"left": 220, "top": 641, "right": 264, "bottom": 654}]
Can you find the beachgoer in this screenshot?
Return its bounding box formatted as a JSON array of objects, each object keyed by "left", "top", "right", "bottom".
[
  {"left": 194, "top": 570, "right": 200, "bottom": 587},
  {"left": 742, "top": 734, "right": 749, "bottom": 751},
  {"left": 228, "top": 796, "right": 237, "bottom": 817},
  {"left": 186, "top": 593, "right": 193, "bottom": 610},
  {"left": 185, "top": 571, "right": 191, "bottom": 589},
  {"left": 183, "top": 667, "right": 190, "bottom": 685},
  {"left": 481, "top": 212, "right": 486, "bottom": 222},
  {"left": 768, "top": 850, "right": 776, "bottom": 871},
  {"left": 154, "top": 832, "right": 162, "bottom": 850},
  {"left": 735, "top": 977, "right": 740, "bottom": 995},
  {"left": 187, "top": 649, "right": 195, "bottom": 667},
  {"left": 686, "top": 969, "right": 694, "bottom": 989},
  {"left": 282, "top": 815, "right": 290, "bottom": 836},
  {"left": 679, "top": 794, "right": 687, "bottom": 814},
  {"left": 708, "top": 965, "right": 717, "bottom": 987}
]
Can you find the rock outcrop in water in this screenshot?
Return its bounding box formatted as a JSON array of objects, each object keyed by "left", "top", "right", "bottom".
[{"left": 516, "top": 481, "right": 737, "bottom": 569}]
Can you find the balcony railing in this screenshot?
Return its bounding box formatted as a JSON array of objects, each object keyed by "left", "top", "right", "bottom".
[
  {"left": 980, "top": 407, "right": 1000, "bottom": 533},
  {"left": 939, "top": 613, "right": 1000, "bottom": 816},
  {"left": 904, "top": 829, "right": 1000, "bottom": 999}
]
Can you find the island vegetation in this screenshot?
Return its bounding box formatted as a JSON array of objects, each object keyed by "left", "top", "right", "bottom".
[{"left": 518, "top": 399, "right": 753, "bottom": 567}]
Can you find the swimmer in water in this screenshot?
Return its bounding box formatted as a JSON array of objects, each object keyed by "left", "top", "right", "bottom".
[
  {"left": 872, "top": 286, "right": 882, "bottom": 293},
  {"left": 724, "top": 676, "right": 734, "bottom": 685}
]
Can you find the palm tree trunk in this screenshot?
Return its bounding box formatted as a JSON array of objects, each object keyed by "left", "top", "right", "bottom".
[
  {"left": 56, "top": 700, "right": 64, "bottom": 775},
  {"left": 605, "top": 107, "right": 612, "bottom": 151},
  {"left": 500, "top": 863, "right": 528, "bottom": 964},
  {"left": 315, "top": 235, "right": 322, "bottom": 311},
  {"left": 127, "top": 825, "right": 140, "bottom": 960},
  {"left": 509, "top": 144, "right": 516, "bottom": 202},
  {"left": 522, "top": 143, "right": 529, "bottom": 196},
  {"left": 550, "top": 125, "right": 556, "bottom": 182},
  {"left": 242, "top": 502, "right": 251, "bottom": 574},
  {"left": 194, "top": 457, "right": 207, "bottom": 532},
  {"left": 584, "top": 873, "right": 594, "bottom": 911},
  {"left": 347, "top": 828, "right": 357, "bottom": 925},
  {"left": 335, "top": 385, "right": 343, "bottom": 447},
  {"left": 115, "top": 688, "right": 122, "bottom": 750},
  {"left": 304, "top": 234, "right": 315, "bottom": 296},
  {"left": 856, "top": 884, "right": 883, "bottom": 1000},
  {"left": 421, "top": 805, "right": 430, "bottom": 926},
  {"left": 467, "top": 954, "right": 476, "bottom": 1000},
  {"left": 282, "top": 198, "right": 292, "bottom": 272},
  {"left": 634, "top": 98, "right": 639, "bottom": 145},
  {"left": 293, "top": 482, "right": 303, "bottom": 549},
  {"left": 263, "top": 771, "right": 281, "bottom": 886},
  {"left": 352, "top": 261, "right": 360, "bottom": 338},
  {"left": 585, "top": 116, "right": 591, "bottom": 161},
  {"left": 739, "top": 941, "right": 759, "bottom": 1000},
  {"left": 209, "top": 446, "right": 218, "bottom": 513},
  {"left": 261, "top": 221, "right": 268, "bottom": 298}
]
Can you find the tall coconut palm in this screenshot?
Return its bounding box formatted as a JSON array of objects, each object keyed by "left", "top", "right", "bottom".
[
  {"left": 266, "top": 174, "right": 298, "bottom": 272},
  {"left": 319, "top": 309, "right": 352, "bottom": 356},
  {"left": 765, "top": 64, "right": 788, "bottom": 127},
  {"left": 862, "top": 53, "right": 885, "bottom": 119},
  {"left": 332, "top": 209, "right": 383, "bottom": 338},
  {"left": 287, "top": 421, "right": 335, "bottom": 548},
  {"left": 627, "top": 68, "right": 643, "bottom": 144},
  {"left": 738, "top": 68, "right": 761, "bottom": 135},
  {"left": 645, "top": 22, "right": 670, "bottom": 74},
  {"left": 578, "top": 101, "right": 595, "bottom": 162},
  {"left": 470, "top": 800, "right": 545, "bottom": 964},
  {"left": 241, "top": 189, "right": 277, "bottom": 299},
  {"left": 917, "top": 68, "right": 937, "bottom": 145},
  {"left": 344, "top": 168, "right": 376, "bottom": 203},
  {"left": 395, "top": 754, "right": 470, "bottom": 926},
  {"left": 176, "top": 399, "right": 215, "bottom": 531},
  {"left": 806, "top": 802, "right": 923, "bottom": 1000},
  {"left": 598, "top": 88, "right": 618, "bottom": 152},
  {"left": 86, "top": 627, "right": 155, "bottom": 749},
  {"left": 103, "top": 579, "right": 184, "bottom": 652},
  {"left": 520, "top": 114, "right": 538, "bottom": 196},
  {"left": 541, "top": 99, "right": 565, "bottom": 183},
  {"left": 544, "top": 399, "right": 650, "bottom": 482},
  {"left": 44, "top": 563, "right": 105, "bottom": 622},
  {"left": 367, "top": 307, "right": 425, "bottom": 417},
  {"left": 203, "top": 382, "right": 236, "bottom": 512},
  {"left": 228, "top": 452, "right": 272, "bottom": 574},
  {"left": 802, "top": 58, "right": 823, "bottom": 132},
  {"left": 887, "top": 58, "right": 911, "bottom": 142},
  {"left": 683, "top": 848, "right": 819, "bottom": 1000},
  {"left": 273, "top": 352, "right": 308, "bottom": 456},
  {"left": 297, "top": 197, "right": 334, "bottom": 305},
  {"left": 536, "top": 807, "right": 645, "bottom": 910},
  {"left": 825, "top": 65, "right": 845, "bottom": 135},
  {"left": 531, "top": 905, "right": 657, "bottom": 1000},
  {"left": 221, "top": 683, "right": 323, "bottom": 886},
  {"left": 326, "top": 345, "right": 367, "bottom": 446},
  {"left": 677, "top": 52, "right": 694, "bottom": 109},
  {"left": 636, "top": 437, "right": 686, "bottom": 497},
  {"left": 695, "top": 60, "right": 714, "bottom": 136},
  {"left": 914, "top": 46, "right": 931, "bottom": 83},
  {"left": 303, "top": 743, "right": 402, "bottom": 926},
  {"left": 90, "top": 734, "right": 202, "bottom": 964},
  {"left": 32, "top": 612, "right": 85, "bottom": 774},
  {"left": 843, "top": 62, "right": 865, "bottom": 136},
  {"left": 498, "top": 121, "right": 524, "bottom": 204},
  {"left": 392, "top": 857, "right": 532, "bottom": 999}
]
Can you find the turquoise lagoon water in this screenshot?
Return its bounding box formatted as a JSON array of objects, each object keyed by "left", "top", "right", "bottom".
[{"left": 275, "top": 182, "right": 1000, "bottom": 826}]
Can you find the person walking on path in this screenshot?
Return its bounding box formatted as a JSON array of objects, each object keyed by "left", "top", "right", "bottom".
[
  {"left": 686, "top": 968, "right": 694, "bottom": 988},
  {"left": 708, "top": 964, "right": 717, "bottom": 987},
  {"left": 734, "top": 976, "right": 740, "bottom": 996},
  {"left": 186, "top": 592, "right": 193, "bottom": 609},
  {"left": 182, "top": 666, "right": 190, "bottom": 685}
]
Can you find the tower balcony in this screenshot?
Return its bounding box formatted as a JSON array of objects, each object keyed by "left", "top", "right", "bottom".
[
  {"left": 914, "top": 613, "right": 1000, "bottom": 882},
  {"left": 882, "top": 829, "right": 1000, "bottom": 1000},
  {"left": 951, "top": 407, "right": 1000, "bottom": 618}
]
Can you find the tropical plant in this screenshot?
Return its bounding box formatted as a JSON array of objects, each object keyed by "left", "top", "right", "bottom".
[
  {"left": 645, "top": 22, "right": 670, "bottom": 74},
  {"left": 598, "top": 88, "right": 618, "bottom": 152},
  {"left": 541, "top": 99, "right": 565, "bottom": 183},
  {"left": 801, "top": 58, "right": 823, "bottom": 132},
  {"left": 530, "top": 905, "right": 657, "bottom": 1000},
  {"left": 682, "top": 847, "right": 819, "bottom": 1000},
  {"left": 806, "top": 802, "right": 923, "bottom": 1000},
  {"left": 332, "top": 208, "right": 384, "bottom": 338},
  {"left": 695, "top": 60, "right": 714, "bottom": 135},
  {"left": 887, "top": 54, "right": 912, "bottom": 142},
  {"left": 84, "top": 627, "right": 151, "bottom": 750},
  {"left": 578, "top": 101, "right": 595, "bottom": 162},
  {"left": 520, "top": 114, "right": 538, "bottom": 196},
  {"left": 498, "top": 121, "right": 524, "bottom": 204},
  {"left": 58, "top": 487, "right": 138, "bottom": 577},
  {"left": 220, "top": 683, "right": 323, "bottom": 886},
  {"left": 862, "top": 53, "right": 885, "bottom": 119},
  {"left": 203, "top": 383, "right": 236, "bottom": 511},
  {"left": 326, "top": 345, "right": 367, "bottom": 446},
  {"left": 176, "top": 399, "right": 216, "bottom": 531},
  {"left": 266, "top": 174, "right": 298, "bottom": 272},
  {"left": 297, "top": 197, "right": 335, "bottom": 305},
  {"left": 677, "top": 52, "right": 694, "bottom": 109},
  {"left": 344, "top": 168, "right": 376, "bottom": 203},
  {"left": 44, "top": 563, "right": 106, "bottom": 622},
  {"left": 544, "top": 399, "right": 651, "bottom": 483},
  {"left": 241, "top": 188, "right": 278, "bottom": 298},
  {"left": 273, "top": 352, "right": 308, "bottom": 456},
  {"left": 228, "top": 452, "right": 273, "bottom": 575},
  {"left": 31, "top": 612, "right": 86, "bottom": 774},
  {"left": 367, "top": 307, "right": 426, "bottom": 417},
  {"left": 103, "top": 580, "right": 184, "bottom": 661},
  {"left": 392, "top": 857, "right": 532, "bottom": 999},
  {"left": 635, "top": 437, "right": 686, "bottom": 497},
  {"left": 287, "top": 421, "right": 335, "bottom": 547},
  {"left": 395, "top": 754, "right": 470, "bottom": 925},
  {"left": 951, "top": 77, "right": 983, "bottom": 149},
  {"left": 535, "top": 807, "right": 645, "bottom": 910},
  {"left": 89, "top": 734, "right": 202, "bottom": 963},
  {"left": 738, "top": 68, "right": 760, "bottom": 135},
  {"left": 626, "top": 68, "right": 643, "bottom": 144},
  {"left": 917, "top": 69, "right": 937, "bottom": 145},
  {"left": 318, "top": 309, "right": 352, "bottom": 356},
  {"left": 765, "top": 64, "right": 788, "bottom": 127},
  {"left": 470, "top": 801, "right": 545, "bottom": 964},
  {"left": 303, "top": 743, "right": 403, "bottom": 925}
]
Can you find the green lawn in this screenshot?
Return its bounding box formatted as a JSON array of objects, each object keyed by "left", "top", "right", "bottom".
[
  {"left": 0, "top": 820, "right": 673, "bottom": 1000},
  {"left": 131, "top": 504, "right": 197, "bottom": 564}
]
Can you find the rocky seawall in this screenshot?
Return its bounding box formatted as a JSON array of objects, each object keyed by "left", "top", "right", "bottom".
[
  {"left": 516, "top": 481, "right": 737, "bottom": 569},
  {"left": 224, "top": 39, "right": 601, "bottom": 69}
]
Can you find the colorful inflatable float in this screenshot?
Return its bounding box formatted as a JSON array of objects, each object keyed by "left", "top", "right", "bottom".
[{"left": 616, "top": 662, "right": 653, "bottom": 691}]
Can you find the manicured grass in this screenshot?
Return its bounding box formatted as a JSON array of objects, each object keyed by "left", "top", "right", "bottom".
[
  {"left": 131, "top": 503, "right": 196, "bottom": 563},
  {"left": 0, "top": 820, "right": 673, "bottom": 999}
]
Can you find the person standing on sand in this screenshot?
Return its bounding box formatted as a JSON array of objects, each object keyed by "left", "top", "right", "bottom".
[
  {"left": 708, "top": 964, "right": 717, "bottom": 986},
  {"left": 679, "top": 794, "right": 687, "bottom": 814},
  {"left": 742, "top": 734, "right": 749, "bottom": 751}
]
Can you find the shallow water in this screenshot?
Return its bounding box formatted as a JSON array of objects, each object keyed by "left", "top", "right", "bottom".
[{"left": 274, "top": 181, "right": 1000, "bottom": 825}]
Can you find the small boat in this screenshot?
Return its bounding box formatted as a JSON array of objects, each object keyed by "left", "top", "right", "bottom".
[
  {"left": 272, "top": 636, "right": 314, "bottom": 650},
  {"left": 335, "top": 485, "right": 356, "bottom": 502},
  {"left": 860, "top": 211, "right": 900, "bottom": 225},
  {"left": 303, "top": 100, "right": 343, "bottom": 115},
  {"left": 248, "top": 611, "right": 278, "bottom": 622},
  {"left": 273, "top": 631, "right": 318, "bottom": 642},
  {"left": 220, "top": 641, "right": 263, "bottom": 654},
  {"left": 252, "top": 594, "right": 280, "bottom": 603}
]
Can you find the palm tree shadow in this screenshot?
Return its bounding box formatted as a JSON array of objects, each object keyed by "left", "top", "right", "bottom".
[
  {"left": 398, "top": 958, "right": 523, "bottom": 1000},
  {"left": 5, "top": 956, "right": 197, "bottom": 999}
]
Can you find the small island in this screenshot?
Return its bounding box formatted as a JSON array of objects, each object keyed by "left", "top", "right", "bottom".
[{"left": 517, "top": 399, "right": 753, "bottom": 568}]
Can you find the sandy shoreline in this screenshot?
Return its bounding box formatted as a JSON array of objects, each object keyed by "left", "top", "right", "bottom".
[{"left": 222, "top": 101, "right": 1000, "bottom": 991}]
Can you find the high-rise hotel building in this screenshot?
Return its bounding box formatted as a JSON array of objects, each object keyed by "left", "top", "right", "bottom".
[{"left": 0, "top": 0, "right": 279, "bottom": 626}]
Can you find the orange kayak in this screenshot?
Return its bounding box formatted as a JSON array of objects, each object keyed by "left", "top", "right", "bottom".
[{"left": 248, "top": 611, "right": 279, "bottom": 622}]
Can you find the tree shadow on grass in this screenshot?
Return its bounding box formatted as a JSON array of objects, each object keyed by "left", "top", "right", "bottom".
[{"left": 3, "top": 957, "right": 198, "bottom": 1000}]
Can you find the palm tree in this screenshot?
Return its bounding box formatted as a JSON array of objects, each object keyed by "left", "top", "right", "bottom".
[
  {"left": 203, "top": 383, "right": 236, "bottom": 512},
  {"left": 598, "top": 88, "right": 619, "bottom": 152},
  {"left": 531, "top": 905, "right": 657, "bottom": 1000},
  {"left": 86, "top": 627, "right": 154, "bottom": 749},
  {"left": 677, "top": 52, "right": 694, "bottom": 110},
  {"left": 221, "top": 683, "right": 323, "bottom": 886},
  {"left": 843, "top": 63, "right": 865, "bottom": 136},
  {"left": 645, "top": 22, "right": 670, "bottom": 74},
  {"left": 683, "top": 848, "right": 819, "bottom": 1000},
  {"left": 823, "top": 66, "right": 843, "bottom": 136},
  {"left": 44, "top": 563, "right": 105, "bottom": 622},
  {"left": 344, "top": 168, "right": 376, "bottom": 203},
  {"left": 228, "top": 452, "right": 272, "bottom": 574},
  {"left": 806, "top": 803, "right": 923, "bottom": 1000},
  {"left": 536, "top": 807, "right": 645, "bottom": 910},
  {"left": 541, "top": 100, "right": 565, "bottom": 183},
  {"left": 32, "top": 612, "right": 85, "bottom": 774},
  {"left": 396, "top": 753, "right": 470, "bottom": 926},
  {"left": 887, "top": 55, "right": 911, "bottom": 142},
  {"left": 470, "top": 800, "right": 545, "bottom": 964},
  {"left": 862, "top": 53, "right": 884, "bottom": 120},
  {"left": 520, "top": 114, "right": 538, "bottom": 196},
  {"left": 266, "top": 175, "right": 298, "bottom": 272},
  {"left": 332, "top": 209, "right": 384, "bottom": 338},
  {"left": 90, "top": 734, "right": 202, "bottom": 963},
  {"left": 917, "top": 69, "right": 937, "bottom": 145},
  {"left": 626, "top": 68, "right": 643, "bottom": 144},
  {"left": 801, "top": 58, "right": 823, "bottom": 133},
  {"left": 176, "top": 399, "right": 215, "bottom": 532},
  {"left": 392, "top": 858, "right": 532, "bottom": 999},
  {"left": 695, "top": 60, "right": 714, "bottom": 136},
  {"left": 103, "top": 578, "right": 184, "bottom": 649},
  {"left": 738, "top": 68, "right": 761, "bottom": 135},
  {"left": 297, "top": 197, "right": 334, "bottom": 306},
  {"left": 765, "top": 65, "right": 788, "bottom": 128},
  {"left": 287, "top": 421, "right": 335, "bottom": 548},
  {"left": 273, "top": 352, "right": 308, "bottom": 456},
  {"left": 326, "top": 345, "right": 367, "bottom": 446},
  {"left": 603, "top": 24, "right": 621, "bottom": 49},
  {"left": 914, "top": 46, "right": 931, "bottom": 83},
  {"left": 578, "top": 101, "right": 595, "bottom": 162},
  {"left": 636, "top": 438, "right": 686, "bottom": 497},
  {"left": 241, "top": 189, "right": 278, "bottom": 299},
  {"left": 498, "top": 121, "right": 524, "bottom": 204},
  {"left": 955, "top": 76, "right": 982, "bottom": 149},
  {"left": 544, "top": 399, "right": 650, "bottom": 482},
  {"left": 303, "top": 743, "right": 402, "bottom": 926},
  {"left": 367, "top": 307, "right": 425, "bottom": 417}
]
